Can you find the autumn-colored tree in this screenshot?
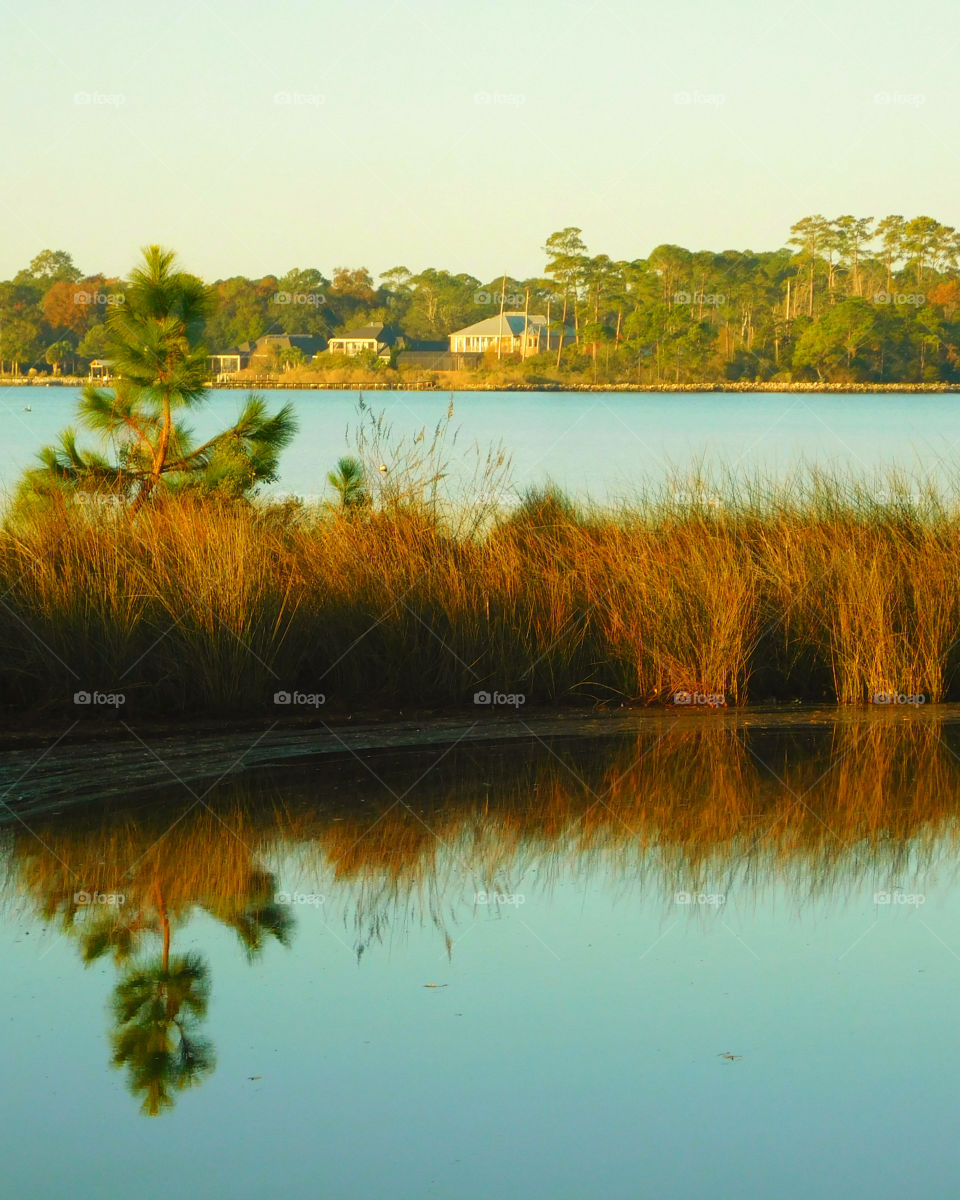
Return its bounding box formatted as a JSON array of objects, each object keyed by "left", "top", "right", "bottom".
[
  {"left": 927, "top": 280, "right": 960, "bottom": 319},
  {"left": 329, "top": 266, "right": 377, "bottom": 304},
  {"left": 42, "top": 275, "right": 115, "bottom": 334}
]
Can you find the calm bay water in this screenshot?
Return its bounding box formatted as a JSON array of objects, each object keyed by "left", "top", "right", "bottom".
[
  {"left": 3, "top": 386, "right": 960, "bottom": 502},
  {"left": 5, "top": 384, "right": 960, "bottom": 1197},
  {"left": 3, "top": 714, "right": 960, "bottom": 1198}
]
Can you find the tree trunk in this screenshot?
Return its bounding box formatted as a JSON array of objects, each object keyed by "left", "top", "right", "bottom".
[
  {"left": 132, "top": 393, "right": 172, "bottom": 513},
  {"left": 555, "top": 294, "right": 567, "bottom": 369},
  {"left": 155, "top": 880, "right": 171, "bottom": 973}
]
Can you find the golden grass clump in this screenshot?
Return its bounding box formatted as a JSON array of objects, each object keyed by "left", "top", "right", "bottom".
[{"left": 3, "top": 466, "right": 960, "bottom": 717}]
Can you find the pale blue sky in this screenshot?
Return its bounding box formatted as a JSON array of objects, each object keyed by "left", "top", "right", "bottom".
[{"left": 1, "top": 0, "right": 957, "bottom": 282}]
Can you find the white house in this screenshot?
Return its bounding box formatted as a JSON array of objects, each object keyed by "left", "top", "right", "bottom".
[
  {"left": 447, "top": 312, "right": 563, "bottom": 356},
  {"left": 327, "top": 322, "right": 398, "bottom": 358}
]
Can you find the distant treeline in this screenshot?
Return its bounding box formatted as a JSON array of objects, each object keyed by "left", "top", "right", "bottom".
[{"left": 3, "top": 215, "right": 960, "bottom": 383}]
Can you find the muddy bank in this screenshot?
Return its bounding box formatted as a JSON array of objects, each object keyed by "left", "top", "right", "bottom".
[{"left": 2, "top": 704, "right": 956, "bottom": 821}]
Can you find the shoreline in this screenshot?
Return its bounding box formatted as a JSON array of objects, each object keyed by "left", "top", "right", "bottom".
[
  {"left": 2, "top": 704, "right": 954, "bottom": 816},
  {"left": 3, "top": 377, "right": 960, "bottom": 394}
]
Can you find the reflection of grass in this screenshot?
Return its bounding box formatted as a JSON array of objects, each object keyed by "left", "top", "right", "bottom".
[
  {"left": 8, "top": 720, "right": 960, "bottom": 950},
  {"left": 4, "top": 469, "right": 960, "bottom": 714}
]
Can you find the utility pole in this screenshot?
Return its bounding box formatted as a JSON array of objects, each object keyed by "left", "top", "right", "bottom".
[
  {"left": 555, "top": 293, "right": 567, "bottom": 369},
  {"left": 497, "top": 273, "right": 506, "bottom": 360}
]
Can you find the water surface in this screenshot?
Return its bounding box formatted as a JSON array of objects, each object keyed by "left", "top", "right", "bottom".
[
  {"left": 3, "top": 387, "right": 960, "bottom": 502},
  {"left": 3, "top": 716, "right": 960, "bottom": 1198}
]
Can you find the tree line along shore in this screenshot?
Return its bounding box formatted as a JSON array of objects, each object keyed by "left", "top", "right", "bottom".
[{"left": 3, "top": 213, "right": 960, "bottom": 386}]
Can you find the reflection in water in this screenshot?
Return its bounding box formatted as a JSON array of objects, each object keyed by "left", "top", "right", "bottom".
[
  {"left": 111, "top": 951, "right": 214, "bottom": 1117},
  {"left": 4, "top": 714, "right": 960, "bottom": 1115},
  {"left": 8, "top": 820, "right": 293, "bottom": 1115}
]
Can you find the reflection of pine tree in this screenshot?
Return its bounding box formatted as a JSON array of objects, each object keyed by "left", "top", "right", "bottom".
[
  {"left": 111, "top": 951, "right": 215, "bottom": 1117},
  {"left": 59, "top": 868, "right": 291, "bottom": 1116}
]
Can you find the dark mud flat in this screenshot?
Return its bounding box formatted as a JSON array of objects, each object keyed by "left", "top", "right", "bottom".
[{"left": 1, "top": 704, "right": 955, "bottom": 822}]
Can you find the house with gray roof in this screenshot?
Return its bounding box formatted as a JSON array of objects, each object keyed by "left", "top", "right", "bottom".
[
  {"left": 327, "top": 322, "right": 399, "bottom": 358},
  {"left": 447, "top": 312, "right": 565, "bottom": 356}
]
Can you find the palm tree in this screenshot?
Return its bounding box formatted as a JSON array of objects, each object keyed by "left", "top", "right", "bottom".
[
  {"left": 44, "top": 339, "right": 74, "bottom": 375},
  {"left": 20, "top": 246, "right": 297, "bottom": 512}
]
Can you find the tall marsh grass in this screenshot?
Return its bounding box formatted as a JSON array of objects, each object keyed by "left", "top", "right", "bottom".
[{"left": 4, "top": 465, "right": 960, "bottom": 717}]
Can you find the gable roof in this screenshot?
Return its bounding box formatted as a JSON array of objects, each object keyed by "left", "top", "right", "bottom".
[
  {"left": 332, "top": 322, "right": 385, "bottom": 340},
  {"left": 329, "top": 322, "right": 402, "bottom": 347},
  {"left": 250, "top": 333, "right": 326, "bottom": 356},
  {"left": 449, "top": 312, "right": 549, "bottom": 338}
]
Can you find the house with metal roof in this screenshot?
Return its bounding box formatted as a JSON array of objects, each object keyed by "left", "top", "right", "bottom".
[{"left": 447, "top": 312, "right": 565, "bottom": 356}]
